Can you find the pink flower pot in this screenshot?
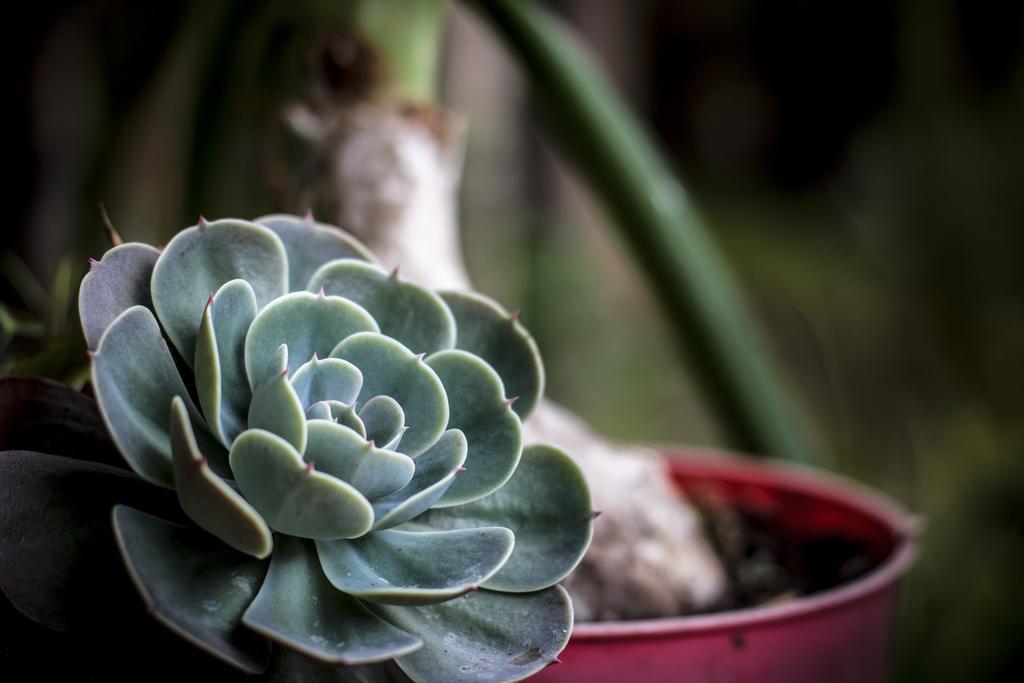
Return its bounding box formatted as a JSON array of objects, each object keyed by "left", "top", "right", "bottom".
[{"left": 536, "top": 449, "right": 918, "bottom": 683}]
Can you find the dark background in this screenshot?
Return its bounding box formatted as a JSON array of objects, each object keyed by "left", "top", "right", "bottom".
[{"left": 4, "top": 1, "right": 1023, "bottom": 680}]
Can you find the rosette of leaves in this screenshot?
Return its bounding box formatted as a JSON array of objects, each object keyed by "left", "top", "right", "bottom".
[{"left": 2, "top": 216, "right": 592, "bottom": 682}]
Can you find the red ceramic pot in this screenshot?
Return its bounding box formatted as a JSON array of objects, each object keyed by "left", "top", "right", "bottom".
[{"left": 535, "top": 449, "right": 918, "bottom": 683}]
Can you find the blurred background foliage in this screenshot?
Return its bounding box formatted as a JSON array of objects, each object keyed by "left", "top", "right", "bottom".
[{"left": 3, "top": 1, "right": 1023, "bottom": 680}]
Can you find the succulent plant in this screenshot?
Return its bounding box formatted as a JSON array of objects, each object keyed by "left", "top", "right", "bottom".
[{"left": 38, "top": 215, "right": 591, "bottom": 681}]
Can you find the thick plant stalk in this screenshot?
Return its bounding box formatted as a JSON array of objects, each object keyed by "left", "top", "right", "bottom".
[
  {"left": 466, "top": 0, "right": 819, "bottom": 465},
  {"left": 284, "top": 97, "right": 726, "bottom": 620}
]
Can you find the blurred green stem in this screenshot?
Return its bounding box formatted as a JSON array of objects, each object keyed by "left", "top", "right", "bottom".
[
  {"left": 467, "top": 0, "right": 819, "bottom": 464},
  {"left": 340, "top": 0, "right": 448, "bottom": 101}
]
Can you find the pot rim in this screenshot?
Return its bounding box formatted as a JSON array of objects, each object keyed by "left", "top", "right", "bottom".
[{"left": 570, "top": 446, "right": 920, "bottom": 641}]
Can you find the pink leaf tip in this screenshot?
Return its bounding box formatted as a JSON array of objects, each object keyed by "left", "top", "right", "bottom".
[
  {"left": 505, "top": 396, "right": 520, "bottom": 408},
  {"left": 304, "top": 208, "right": 314, "bottom": 223},
  {"left": 455, "top": 466, "right": 467, "bottom": 474},
  {"left": 508, "top": 309, "right": 522, "bottom": 322},
  {"left": 198, "top": 215, "right": 208, "bottom": 228},
  {"left": 389, "top": 265, "right": 400, "bottom": 279}
]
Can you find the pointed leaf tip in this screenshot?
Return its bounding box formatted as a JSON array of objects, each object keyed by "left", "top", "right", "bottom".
[
  {"left": 591, "top": 510, "right": 603, "bottom": 519},
  {"left": 198, "top": 215, "right": 208, "bottom": 227},
  {"left": 304, "top": 208, "right": 314, "bottom": 222},
  {"left": 508, "top": 309, "right": 522, "bottom": 322},
  {"left": 505, "top": 396, "right": 520, "bottom": 407},
  {"left": 389, "top": 265, "right": 400, "bottom": 279}
]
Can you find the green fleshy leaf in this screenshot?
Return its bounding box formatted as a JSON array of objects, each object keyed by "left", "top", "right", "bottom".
[
  {"left": 229, "top": 429, "right": 373, "bottom": 539},
  {"left": 112, "top": 505, "right": 270, "bottom": 674},
  {"left": 309, "top": 260, "right": 455, "bottom": 354},
  {"left": 375, "top": 586, "right": 572, "bottom": 682},
  {"left": 331, "top": 333, "right": 448, "bottom": 457},
  {"left": 371, "top": 430, "right": 467, "bottom": 531},
  {"left": 408, "top": 444, "right": 592, "bottom": 592},
  {"left": 305, "top": 401, "right": 334, "bottom": 421},
  {"left": 151, "top": 219, "right": 288, "bottom": 365},
  {"left": 315, "top": 527, "right": 513, "bottom": 606},
  {"left": 248, "top": 354, "right": 308, "bottom": 454},
  {"left": 91, "top": 306, "right": 209, "bottom": 488},
  {"left": 194, "top": 279, "right": 257, "bottom": 447},
  {"left": 256, "top": 214, "right": 374, "bottom": 292},
  {"left": 170, "top": 396, "right": 272, "bottom": 559},
  {"left": 427, "top": 350, "right": 522, "bottom": 506},
  {"left": 358, "top": 395, "right": 406, "bottom": 450},
  {"left": 79, "top": 243, "right": 160, "bottom": 349},
  {"left": 263, "top": 648, "right": 401, "bottom": 682},
  {"left": 244, "top": 292, "right": 378, "bottom": 389},
  {"left": 304, "top": 421, "right": 414, "bottom": 499},
  {"left": 242, "top": 536, "right": 421, "bottom": 665},
  {"left": 441, "top": 291, "right": 544, "bottom": 419},
  {"left": 290, "top": 355, "right": 363, "bottom": 408}
]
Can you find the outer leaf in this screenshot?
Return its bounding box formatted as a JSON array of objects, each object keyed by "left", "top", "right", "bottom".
[
  {"left": 112, "top": 505, "right": 270, "bottom": 674},
  {"left": 290, "top": 355, "right": 363, "bottom": 408},
  {"left": 194, "top": 279, "right": 257, "bottom": 447},
  {"left": 375, "top": 586, "right": 572, "bottom": 683},
  {"left": 263, "top": 648, "right": 404, "bottom": 683},
  {"left": 248, "top": 361, "right": 308, "bottom": 454},
  {"left": 150, "top": 219, "right": 288, "bottom": 364},
  {"left": 0, "top": 450, "right": 180, "bottom": 631},
  {"left": 315, "top": 527, "right": 514, "bottom": 606},
  {"left": 256, "top": 214, "right": 374, "bottom": 292},
  {"left": 242, "top": 536, "right": 421, "bottom": 665},
  {"left": 358, "top": 395, "right": 406, "bottom": 450},
  {"left": 169, "top": 397, "right": 272, "bottom": 559},
  {"left": 309, "top": 260, "right": 455, "bottom": 354},
  {"left": 371, "top": 430, "right": 467, "bottom": 531},
  {"left": 427, "top": 350, "right": 522, "bottom": 506},
  {"left": 331, "top": 333, "right": 448, "bottom": 457},
  {"left": 91, "top": 306, "right": 210, "bottom": 487},
  {"left": 229, "top": 429, "right": 373, "bottom": 539},
  {"left": 440, "top": 291, "right": 544, "bottom": 419},
  {"left": 409, "top": 444, "right": 592, "bottom": 592},
  {"left": 78, "top": 243, "right": 160, "bottom": 349},
  {"left": 245, "top": 292, "right": 378, "bottom": 389},
  {"left": 304, "top": 421, "right": 414, "bottom": 499},
  {"left": 0, "top": 377, "right": 120, "bottom": 469}
]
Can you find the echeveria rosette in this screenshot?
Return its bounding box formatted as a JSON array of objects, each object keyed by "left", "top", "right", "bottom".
[{"left": 74, "top": 215, "right": 593, "bottom": 681}]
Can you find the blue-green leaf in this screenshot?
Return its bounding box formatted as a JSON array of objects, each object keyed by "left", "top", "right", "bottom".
[
  {"left": 242, "top": 536, "right": 421, "bottom": 665},
  {"left": 410, "top": 444, "right": 593, "bottom": 593},
  {"left": 256, "top": 214, "right": 374, "bottom": 292},
  {"left": 91, "top": 306, "right": 206, "bottom": 487},
  {"left": 169, "top": 396, "right": 272, "bottom": 559},
  {"left": 112, "top": 505, "right": 270, "bottom": 674},
  {"left": 358, "top": 395, "right": 406, "bottom": 450},
  {"left": 331, "top": 333, "right": 448, "bottom": 457},
  {"left": 150, "top": 219, "right": 288, "bottom": 364},
  {"left": 79, "top": 243, "right": 160, "bottom": 349},
  {"left": 304, "top": 421, "right": 414, "bottom": 499},
  {"left": 371, "top": 430, "right": 467, "bottom": 531},
  {"left": 290, "top": 355, "right": 363, "bottom": 408},
  {"left": 375, "top": 586, "right": 572, "bottom": 682},
  {"left": 441, "top": 290, "right": 544, "bottom": 419},
  {"left": 248, "top": 352, "right": 307, "bottom": 454},
  {"left": 245, "top": 292, "right": 378, "bottom": 389},
  {"left": 194, "top": 279, "right": 257, "bottom": 447},
  {"left": 309, "top": 260, "right": 455, "bottom": 354},
  {"left": 316, "top": 527, "right": 513, "bottom": 606},
  {"left": 229, "top": 429, "right": 373, "bottom": 539},
  {"left": 427, "top": 350, "right": 522, "bottom": 506}
]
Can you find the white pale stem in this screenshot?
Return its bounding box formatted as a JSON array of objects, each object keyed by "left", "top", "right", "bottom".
[{"left": 286, "top": 101, "right": 727, "bottom": 620}]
